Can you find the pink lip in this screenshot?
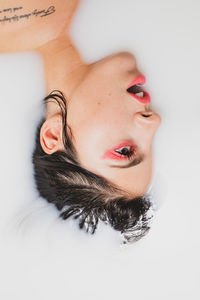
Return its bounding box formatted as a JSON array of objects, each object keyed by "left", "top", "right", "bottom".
[
  {"left": 127, "top": 75, "right": 146, "bottom": 88},
  {"left": 127, "top": 75, "right": 151, "bottom": 104},
  {"left": 101, "top": 140, "right": 136, "bottom": 160}
]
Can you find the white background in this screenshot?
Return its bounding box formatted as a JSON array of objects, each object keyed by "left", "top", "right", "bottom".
[{"left": 0, "top": 0, "right": 200, "bottom": 299}]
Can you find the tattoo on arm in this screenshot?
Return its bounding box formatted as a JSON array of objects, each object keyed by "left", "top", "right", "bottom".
[{"left": 0, "top": 5, "right": 56, "bottom": 23}]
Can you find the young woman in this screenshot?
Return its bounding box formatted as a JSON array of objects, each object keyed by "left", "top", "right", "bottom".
[{"left": 0, "top": 0, "right": 161, "bottom": 243}]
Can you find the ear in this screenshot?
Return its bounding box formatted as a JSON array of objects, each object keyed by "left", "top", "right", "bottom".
[{"left": 40, "top": 114, "right": 65, "bottom": 155}]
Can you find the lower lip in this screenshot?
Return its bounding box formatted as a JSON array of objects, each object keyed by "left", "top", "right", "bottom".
[
  {"left": 128, "top": 75, "right": 146, "bottom": 87},
  {"left": 128, "top": 91, "right": 151, "bottom": 104},
  {"left": 127, "top": 75, "right": 151, "bottom": 104}
]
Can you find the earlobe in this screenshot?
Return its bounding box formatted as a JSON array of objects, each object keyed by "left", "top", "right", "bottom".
[{"left": 40, "top": 114, "right": 64, "bottom": 155}]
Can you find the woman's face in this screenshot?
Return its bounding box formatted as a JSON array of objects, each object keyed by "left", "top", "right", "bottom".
[{"left": 66, "top": 52, "right": 161, "bottom": 197}]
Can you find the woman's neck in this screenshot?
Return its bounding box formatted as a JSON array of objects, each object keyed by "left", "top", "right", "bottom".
[{"left": 36, "top": 33, "right": 89, "bottom": 116}]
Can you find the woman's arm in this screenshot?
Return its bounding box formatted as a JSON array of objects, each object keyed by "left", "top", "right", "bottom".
[{"left": 0, "top": 0, "right": 80, "bottom": 53}]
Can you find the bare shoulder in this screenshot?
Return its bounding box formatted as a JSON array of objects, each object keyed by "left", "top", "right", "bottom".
[{"left": 0, "top": 0, "right": 80, "bottom": 53}]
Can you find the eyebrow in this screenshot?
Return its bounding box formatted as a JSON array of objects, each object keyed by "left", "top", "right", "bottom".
[{"left": 108, "top": 154, "right": 145, "bottom": 169}]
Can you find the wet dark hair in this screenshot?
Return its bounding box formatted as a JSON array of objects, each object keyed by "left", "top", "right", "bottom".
[{"left": 32, "top": 90, "right": 154, "bottom": 243}]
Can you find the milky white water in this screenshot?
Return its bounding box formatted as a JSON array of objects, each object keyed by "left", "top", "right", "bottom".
[{"left": 0, "top": 0, "right": 200, "bottom": 299}]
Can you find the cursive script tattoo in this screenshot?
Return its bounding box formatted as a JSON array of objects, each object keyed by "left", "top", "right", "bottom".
[
  {"left": 32, "top": 6, "right": 56, "bottom": 17},
  {"left": 0, "top": 7, "right": 23, "bottom": 14},
  {"left": 0, "top": 5, "right": 56, "bottom": 23}
]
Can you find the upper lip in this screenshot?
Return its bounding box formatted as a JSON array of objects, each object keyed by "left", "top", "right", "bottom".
[{"left": 127, "top": 75, "right": 151, "bottom": 104}]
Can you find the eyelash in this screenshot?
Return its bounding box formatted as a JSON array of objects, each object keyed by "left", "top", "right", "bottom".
[{"left": 114, "top": 146, "right": 135, "bottom": 160}]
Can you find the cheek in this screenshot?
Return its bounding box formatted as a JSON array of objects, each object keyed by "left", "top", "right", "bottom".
[
  {"left": 67, "top": 94, "right": 108, "bottom": 169},
  {"left": 70, "top": 123, "right": 103, "bottom": 171},
  {"left": 67, "top": 92, "right": 100, "bottom": 130},
  {"left": 68, "top": 93, "right": 125, "bottom": 146}
]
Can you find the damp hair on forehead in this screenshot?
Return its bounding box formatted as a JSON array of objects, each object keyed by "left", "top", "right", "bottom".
[{"left": 32, "top": 90, "right": 155, "bottom": 244}]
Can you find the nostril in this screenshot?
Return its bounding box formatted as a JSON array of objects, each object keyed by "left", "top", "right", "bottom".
[
  {"left": 141, "top": 112, "right": 153, "bottom": 118},
  {"left": 135, "top": 111, "right": 161, "bottom": 129}
]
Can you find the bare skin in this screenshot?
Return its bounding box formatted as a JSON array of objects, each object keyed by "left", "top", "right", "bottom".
[
  {"left": 0, "top": 0, "right": 161, "bottom": 198},
  {"left": 0, "top": 0, "right": 79, "bottom": 52}
]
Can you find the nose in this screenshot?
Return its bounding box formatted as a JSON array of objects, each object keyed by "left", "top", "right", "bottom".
[{"left": 133, "top": 111, "right": 161, "bottom": 144}]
